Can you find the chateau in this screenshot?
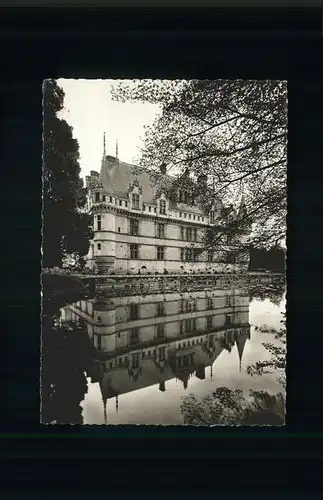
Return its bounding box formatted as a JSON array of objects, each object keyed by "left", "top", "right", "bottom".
[
  {"left": 85, "top": 137, "right": 250, "bottom": 275},
  {"left": 61, "top": 288, "right": 250, "bottom": 420}
]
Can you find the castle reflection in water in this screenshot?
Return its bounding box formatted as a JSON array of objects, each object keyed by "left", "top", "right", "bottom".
[{"left": 60, "top": 287, "right": 250, "bottom": 419}]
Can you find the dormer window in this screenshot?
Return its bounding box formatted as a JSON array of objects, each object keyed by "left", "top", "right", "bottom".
[
  {"left": 132, "top": 193, "right": 140, "bottom": 210},
  {"left": 160, "top": 200, "right": 166, "bottom": 215}
]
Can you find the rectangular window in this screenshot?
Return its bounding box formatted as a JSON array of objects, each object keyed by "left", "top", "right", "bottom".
[
  {"left": 160, "top": 200, "right": 166, "bottom": 215},
  {"left": 226, "top": 295, "right": 233, "bottom": 307},
  {"left": 186, "top": 248, "right": 193, "bottom": 261},
  {"left": 186, "top": 227, "right": 192, "bottom": 241},
  {"left": 154, "top": 207, "right": 157, "bottom": 213},
  {"left": 130, "top": 219, "right": 139, "bottom": 236},
  {"left": 97, "top": 335, "right": 102, "bottom": 351},
  {"left": 118, "top": 227, "right": 121, "bottom": 233},
  {"left": 119, "top": 200, "right": 122, "bottom": 206},
  {"left": 193, "top": 249, "right": 199, "bottom": 262},
  {"left": 159, "top": 346, "right": 166, "bottom": 361},
  {"left": 129, "top": 328, "right": 139, "bottom": 345},
  {"left": 226, "top": 314, "right": 233, "bottom": 327},
  {"left": 132, "top": 193, "right": 140, "bottom": 210},
  {"left": 207, "top": 297, "right": 213, "bottom": 310},
  {"left": 103, "top": 195, "right": 106, "bottom": 202},
  {"left": 207, "top": 315, "right": 213, "bottom": 330},
  {"left": 180, "top": 248, "right": 185, "bottom": 261},
  {"left": 193, "top": 215, "right": 196, "bottom": 220},
  {"left": 132, "top": 353, "right": 140, "bottom": 369},
  {"left": 130, "top": 244, "right": 139, "bottom": 259},
  {"left": 193, "top": 228, "right": 197, "bottom": 242},
  {"left": 129, "top": 303, "right": 139, "bottom": 320},
  {"left": 207, "top": 250, "right": 213, "bottom": 262},
  {"left": 156, "top": 302, "right": 164, "bottom": 317},
  {"left": 110, "top": 196, "right": 113, "bottom": 203},
  {"left": 143, "top": 204, "right": 146, "bottom": 210},
  {"left": 156, "top": 246, "right": 165, "bottom": 261},
  {"left": 157, "top": 223, "right": 165, "bottom": 239},
  {"left": 149, "top": 206, "right": 151, "bottom": 212},
  {"left": 184, "top": 213, "right": 187, "bottom": 218},
  {"left": 180, "top": 227, "right": 185, "bottom": 240},
  {"left": 180, "top": 212, "right": 182, "bottom": 218},
  {"left": 95, "top": 192, "right": 100, "bottom": 202},
  {"left": 97, "top": 215, "right": 101, "bottom": 231},
  {"left": 125, "top": 201, "right": 128, "bottom": 207},
  {"left": 156, "top": 323, "right": 165, "bottom": 339},
  {"left": 189, "top": 214, "right": 191, "bottom": 219},
  {"left": 97, "top": 243, "right": 101, "bottom": 251},
  {"left": 180, "top": 299, "right": 189, "bottom": 313}
]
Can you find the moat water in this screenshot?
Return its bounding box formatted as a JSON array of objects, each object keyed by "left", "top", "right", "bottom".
[{"left": 41, "top": 282, "right": 286, "bottom": 426}]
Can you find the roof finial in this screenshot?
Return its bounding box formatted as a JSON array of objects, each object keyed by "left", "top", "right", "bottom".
[
  {"left": 103, "top": 132, "right": 106, "bottom": 158},
  {"left": 116, "top": 138, "right": 119, "bottom": 160}
]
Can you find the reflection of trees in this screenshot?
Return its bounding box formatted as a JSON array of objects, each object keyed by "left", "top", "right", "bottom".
[
  {"left": 247, "top": 312, "right": 286, "bottom": 388},
  {"left": 248, "top": 284, "right": 285, "bottom": 305},
  {"left": 180, "top": 312, "right": 286, "bottom": 426},
  {"left": 180, "top": 387, "right": 285, "bottom": 426},
  {"left": 41, "top": 303, "right": 94, "bottom": 424}
]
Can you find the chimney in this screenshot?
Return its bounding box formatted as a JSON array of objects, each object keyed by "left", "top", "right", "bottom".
[{"left": 160, "top": 163, "right": 167, "bottom": 175}]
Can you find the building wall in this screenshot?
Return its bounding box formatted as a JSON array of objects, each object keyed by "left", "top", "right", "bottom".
[{"left": 87, "top": 187, "right": 250, "bottom": 273}]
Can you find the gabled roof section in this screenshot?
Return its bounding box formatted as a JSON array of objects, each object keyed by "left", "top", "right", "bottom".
[{"left": 98, "top": 155, "right": 213, "bottom": 213}]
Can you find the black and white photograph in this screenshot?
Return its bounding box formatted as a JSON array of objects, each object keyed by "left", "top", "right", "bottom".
[{"left": 41, "top": 79, "right": 287, "bottom": 425}]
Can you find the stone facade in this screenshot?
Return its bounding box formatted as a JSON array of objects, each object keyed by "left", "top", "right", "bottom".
[{"left": 85, "top": 153, "right": 250, "bottom": 274}]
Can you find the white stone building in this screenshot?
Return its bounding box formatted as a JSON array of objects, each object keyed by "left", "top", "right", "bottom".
[{"left": 85, "top": 140, "right": 250, "bottom": 274}]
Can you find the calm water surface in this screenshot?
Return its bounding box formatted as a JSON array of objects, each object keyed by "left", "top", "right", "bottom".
[{"left": 41, "top": 284, "right": 286, "bottom": 425}]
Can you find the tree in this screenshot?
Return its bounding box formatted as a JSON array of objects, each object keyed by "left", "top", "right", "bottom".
[
  {"left": 41, "top": 307, "right": 94, "bottom": 424},
  {"left": 180, "top": 387, "right": 285, "bottom": 426},
  {"left": 247, "top": 312, "right": 286, "bottom": 389},
  {"left": 180, "top": 308, "right": 286, "bottom": 426},
  {"left": 42, "top": 79, "right": 92, "bottom": 268},
  {"left": 111, "top": 79, "right": 287, "bottom": 250}
]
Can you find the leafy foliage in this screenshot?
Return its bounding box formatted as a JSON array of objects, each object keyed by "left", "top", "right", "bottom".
[
  {"left": 180, "top": 387, "right": 285, "bottom": 426},
  {"left": 111, "top": 79, "right": 287, "bottom": 250},
  {"left": 42, "top": 79, "right": 92, "bottom": 268},
  {"left": 41, "top": 306, "right": 94, "bottom": 424},
  {"left": 247, "top": 312, "right": 286, "bottom": 388}
]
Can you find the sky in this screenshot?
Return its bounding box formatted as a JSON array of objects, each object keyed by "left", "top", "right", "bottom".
[{"left": 57, "top": 79, "right": 161, "bottom": 179}]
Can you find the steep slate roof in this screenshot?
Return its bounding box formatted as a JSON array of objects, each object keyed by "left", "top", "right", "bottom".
[{"left": 99, "top": 155, "right": 207, "bottom": 214}]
